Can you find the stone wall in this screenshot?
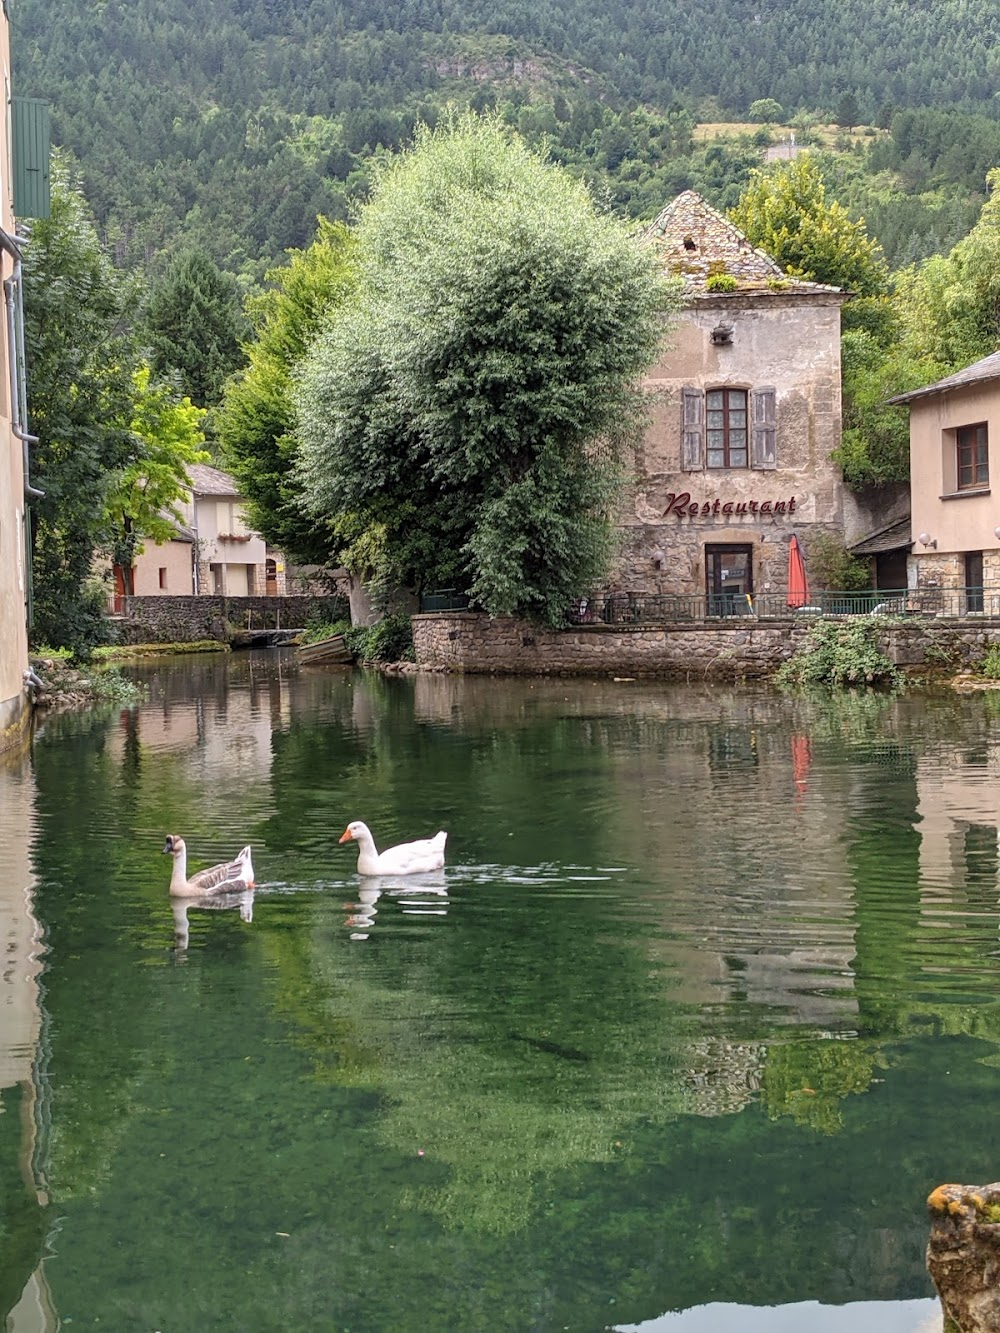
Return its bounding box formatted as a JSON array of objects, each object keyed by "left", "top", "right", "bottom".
[
  {"left": 413, "top": 611, "right": 809, "bottom": 678},
  {"left": 413, "top": 611, "right": 1000, "bottom": 679},
  {"left": 114, "top": 594, "right": 348, "bottom": 644},
  {"left": 618, "top": 292, "right": 847, "bottom": 599}
]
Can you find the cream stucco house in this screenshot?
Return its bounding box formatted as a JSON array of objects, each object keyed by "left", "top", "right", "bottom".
[
  {"left": 615, "top": 191, "right": 850, "bottom": 609},
  {"left": 0, "top": 21, "right": 47, "bottom": 751},
  {"left": 889, "top": 349, "right": 1000, "bottom": 604},
  {"left": 116, "top": 462, "right": 287, "bottom": 604}
]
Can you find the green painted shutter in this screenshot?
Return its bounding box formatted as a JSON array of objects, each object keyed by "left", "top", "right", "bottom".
[{"left": 13, "top": 97, "right": 50, "bottom": 219}]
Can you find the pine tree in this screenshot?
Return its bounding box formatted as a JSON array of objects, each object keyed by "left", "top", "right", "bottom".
[{"left": 142, "top": 250, "right": 247, "bottom": 409}]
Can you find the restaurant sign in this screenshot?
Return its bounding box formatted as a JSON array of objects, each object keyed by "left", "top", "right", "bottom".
[{"left": 663, "top": 491, "right": 798, "bottom": 519}]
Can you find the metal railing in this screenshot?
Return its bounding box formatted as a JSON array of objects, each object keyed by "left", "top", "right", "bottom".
[
  {"left": 567, "top": 587, "right": 1000, "bottom": 624},
  {"left": 420, "top": 589, "right": 471, "bottom": 612}
]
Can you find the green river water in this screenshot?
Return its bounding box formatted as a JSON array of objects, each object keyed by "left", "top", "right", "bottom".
[{"left": 3, "top": 649, "right": 998, "bottom": 1331}]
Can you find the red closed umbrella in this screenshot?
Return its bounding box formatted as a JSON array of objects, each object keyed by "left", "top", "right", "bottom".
[{"left": 787, "top": 534, "right": 809, "bottom": 609}]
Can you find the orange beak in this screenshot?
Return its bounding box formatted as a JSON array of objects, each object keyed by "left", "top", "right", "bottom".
[{"left": 338, "top": 827, "right": 354, "bottom": 843}]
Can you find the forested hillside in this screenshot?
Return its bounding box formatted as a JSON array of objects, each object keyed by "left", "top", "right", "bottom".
[{"left": 13, "top": 0, "right": 1000, "bottom": 274}]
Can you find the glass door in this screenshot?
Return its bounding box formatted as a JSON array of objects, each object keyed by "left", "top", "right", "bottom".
[
  {"left": 706, "top": 544, "right": 754, "bottom": 616},
  {"left": 966, "top": 550, "right": 984, "bottom": 613}
]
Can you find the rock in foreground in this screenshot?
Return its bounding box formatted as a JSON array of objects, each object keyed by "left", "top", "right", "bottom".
[{"left": 927, "top": 1183, "right": 1000, "bottom": 1332}]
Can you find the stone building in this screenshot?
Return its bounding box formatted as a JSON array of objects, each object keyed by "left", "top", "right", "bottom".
[
  {"left": 889, "top": 350, "right": 1000, "bottom": 602},
  {"left": 119, "top": 462, "right": 287, "bottom": 603},
  {"left": 615, "top": 191, "right": 850, "bottom": 610}
]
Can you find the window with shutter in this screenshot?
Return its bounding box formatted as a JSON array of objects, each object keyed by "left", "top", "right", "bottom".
[
  {"left": 751, "top": 386, "right": 777, "bottom": 470},
  {"left": 681, "top": 387, "right": 704, "bottom": 471},
  {"left": 706, "top": 387, "right": 748, "bottom": 468}
]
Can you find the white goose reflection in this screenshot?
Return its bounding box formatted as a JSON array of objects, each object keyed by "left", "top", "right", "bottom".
[
  {"left": 171, "top": 888, "right": 255, "bottom": 954},
  {"left": 345, "top": 871, "right": 448, "bottom": 940}
]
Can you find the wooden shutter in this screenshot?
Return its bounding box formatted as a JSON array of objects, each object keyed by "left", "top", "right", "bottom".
[
  {"left": 751, "top": 386, "right": 777, "bottom": 470},
  {"left": 12, "top": 98, "right": 51, "bottom": 219},
  {"left": 681, "top": 387, "right": 704, "bottom": 471}
]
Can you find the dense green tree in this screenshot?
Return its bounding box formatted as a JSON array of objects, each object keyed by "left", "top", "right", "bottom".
[
  {"left": 218, "top": 220, "right": 356, "bottom": 565},
  {"left": 895, "top": 169, "right": 1000, "bottom": 369},
  {"left": 835, "top": 91, "right": 860, "bottom": 130},
  {"left": 142, "top": 249, "right": 247, "bottom": 408},
  {"left": 24, "top": 163, "right": 139, "bottom": 653},
  {"left": 730, "top": 155, "right": 889, "bottom": 300},
  {"left": 296, "top": 114, "right": 676, "bottom": 624},
  {"left": 748, "top": 98, "right": 784, "bottom": 124},
  {"left": 833, "top": 332, "right": 946, "bottom": 487},
  {"left": 101, "top": 366, "right": 209, "bottom": 595},
  {"left": 730, "top": 157, "right": 920, "bottom": 492}
]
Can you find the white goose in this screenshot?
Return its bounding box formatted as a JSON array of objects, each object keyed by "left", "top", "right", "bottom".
[
  {"left": 338, "top": 821, "right": 447, "bottom": 876},
  {"left": 163, "top": 834, "right": 255, "bottom": 896}
]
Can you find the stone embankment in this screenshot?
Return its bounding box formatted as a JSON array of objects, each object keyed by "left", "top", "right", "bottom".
[
  {"left": 927, "top": 1182, "right": 1000, "bottom": 1332},
  {"left": 113, "top": 595, "right": 347, "bottom": 645},
  {"left": 412, "top": 611, "right": 1000, "bottom": 680}
]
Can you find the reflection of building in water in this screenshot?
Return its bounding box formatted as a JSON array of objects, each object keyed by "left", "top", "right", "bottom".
[
  {"left": 680, "top": 1038, "right": 766, "bottom": 1117},
  {"left": 106, "top": 652, "right": 294, "bottom": 786},
  {"left": 605, "top": 693, "right": 861, "bottom": 1033},
  {"left": 916, "top": 750, "right": 1000, "bottom": 900},
  {"left": 415, "top": 675, "right": 861, "bottom": 1060},
  {"left": 0, "top": 755, "right": 56, "bottom": 1330}
]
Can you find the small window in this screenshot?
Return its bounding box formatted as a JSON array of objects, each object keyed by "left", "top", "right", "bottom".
[
  {"left": 957, "top": 423, "right": 988, "bottom": 490},
  {"left": 706, "top": 387, "right": 748, "bottom": 468},
  {"left": 158, "top": 567, "right": 167, "bottom": 590}
]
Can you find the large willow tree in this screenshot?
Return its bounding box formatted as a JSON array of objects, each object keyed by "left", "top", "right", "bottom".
[{"left": 295, "top": 113, "right": 675, "bottom": 625}]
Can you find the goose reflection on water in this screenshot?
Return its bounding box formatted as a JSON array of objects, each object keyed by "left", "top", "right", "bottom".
[
  {"left": 345, "top": 870, "right": 448, "bottom": 940},
  {"left": 171, "top": 888, "right": 255, "bottom": 955}
]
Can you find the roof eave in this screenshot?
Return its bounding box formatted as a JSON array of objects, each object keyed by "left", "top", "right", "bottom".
[{"left": 888, "top": 372, "right": 1000, "bottom": 406}]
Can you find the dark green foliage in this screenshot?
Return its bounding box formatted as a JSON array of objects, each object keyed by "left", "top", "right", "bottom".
[
  {"left": 777, "top": 617, "right": 903, "bottom": 689},
  {"left": 25, "top": 163, "right": 139, "bottom": 655},
  {"left": 976, "top": 645, "right": 1000, "bottom": 680},
  {"left": 835, "top": 92, "right": 860, "bottom": 130},
  {"left": 748, "top": 98, "right": 784, "bottom": 124},
  {"left": 142, "top": 249, "right": 247, "bottom": 408},
  {"left": 808, "top": 532, "right": 872, "bottom": 592},
  {"left": 217, "top": 221, "right": 356, "bottom": 564},
  {"left": 301, "top": 617, "right": 352, "bottom": 645},
  {"left": 344, "top": 613, "right": 416, "bottom": 663}
]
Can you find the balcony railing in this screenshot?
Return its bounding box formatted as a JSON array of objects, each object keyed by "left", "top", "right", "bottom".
[
  {"left": 568, "top": 587, "right": 999, "bottom": 624},
  {"left": 417, "top": 586, "right": 1000, "bottom": 623}
]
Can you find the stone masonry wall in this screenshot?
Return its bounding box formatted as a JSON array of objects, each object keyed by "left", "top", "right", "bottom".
[
  {"left": 115, "top": 594, "right": 347, "bottom": 644},
  {"left": 413, "top": 611, "right": 1000, "bottom": 680}
]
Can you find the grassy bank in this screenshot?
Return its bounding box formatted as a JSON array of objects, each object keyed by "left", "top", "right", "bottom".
[{"left": 92, "top": 641, "right": 231, "bottom": 661}]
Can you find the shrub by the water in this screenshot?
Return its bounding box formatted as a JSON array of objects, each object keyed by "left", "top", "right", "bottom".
[
  {"left": 301, "top": 618, "right": 351, "bottom": 645},
  {"left": 776, "top": 616, "right": 902, "bottom": 689},
  {"left": 345, "top": 613, "right": 415, "bottom": 663},
  {"left": 977, "top": 644, "right": 1000, "bottom": 680}
]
